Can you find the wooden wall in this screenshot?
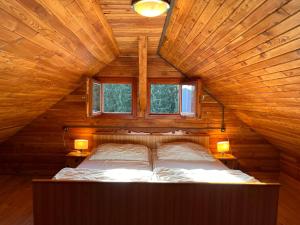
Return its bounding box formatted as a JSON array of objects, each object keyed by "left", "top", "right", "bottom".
[
  {"left": 159, "top": 0, "right": 300, "bottom": 181},
  {"left": 0, "top": 57, "right": 279, "bottom": 180},
  {"left": 0, "top": 0, "right": 118, "bottom": 142}
]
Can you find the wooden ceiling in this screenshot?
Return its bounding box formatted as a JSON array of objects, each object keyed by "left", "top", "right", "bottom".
[
  {"left": 0, "top": 0, "right": 118, "bottom": 141},
  {"left": 99, "top": 0, "right": 166, "bottom": 56},
  {"left": 160, "top": 0, "right": 300, "bottom": 155},
  {"left": 0, "top": 0, "right": 299, "bottom": 158}
]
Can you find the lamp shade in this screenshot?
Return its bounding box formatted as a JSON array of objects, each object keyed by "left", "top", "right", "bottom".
[
  {"left": 74, "top": 139, "right": 88, "bottom": 150},
  {"left": 217, "top": 141, "right": 230, "bottom": 153},
  {"left": 132, "top": 0, "right": 170, "bottom": 17}
]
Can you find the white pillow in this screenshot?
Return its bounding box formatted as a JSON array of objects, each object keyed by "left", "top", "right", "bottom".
[
  {"left": 89, "top": 143, "right": 150, "bottom": 162},
  {"left": 156, "top": 142, "right": 214, "bottom": 161}
]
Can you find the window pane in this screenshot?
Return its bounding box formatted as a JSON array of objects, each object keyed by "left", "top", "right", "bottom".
[
  {"left": 181, "top": 84, "right": 195, "bottom": 116},
  {"left": 151, "top": 84, "right": 179, "bottom": 114},
  {"left": 92, "top": 82, "right": 101, "bottom": 113},
  {"left": 103, "top": 84, "right": 132, "bottom": 113}
]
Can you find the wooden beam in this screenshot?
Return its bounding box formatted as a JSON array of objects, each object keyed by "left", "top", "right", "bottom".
[
  {"left": 138, "top": 36, "right": 148, "bottom": 117},
  {"left": 196, "top": 80, "right": 203, "bottom": 118}
]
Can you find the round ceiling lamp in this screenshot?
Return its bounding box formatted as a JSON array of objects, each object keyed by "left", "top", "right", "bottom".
[{"left": 132, "top": 0, "right": 170, "bottom": 17}]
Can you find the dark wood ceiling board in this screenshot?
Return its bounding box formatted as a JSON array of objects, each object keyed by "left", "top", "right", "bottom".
[
  {"left": 160, "top": 0, "right": 300, "bottom": 156},
  {"left": 160, "top": 0, "right": 200, "bottom": 56},
  {"left": 196, "top": 25, "right": 300, "bottom": 78},
  {"left": 164, "top": 0, "right": 247, "bottom": 64},
  {"left": 205, "top": 11, "right": 300, "bottom": 72},
  {"left": 37, "top": 0, "right": 118, "bottom": 64},
  {"left": 189, "top": 6, "right": 300, "bottom": 76},
  {"left": 16, "top": 0, "right": 105, "bottom": 62},
  {"left": 204, "top": 52, "right": 300, "bottom": 85},
  {"left": 0, "top": 0, "right": 118, "bottom": 142},
  {"left": 169, "top": 0, "right": 294, "bottom": 74},
  {"left": 185, "top": 2, "right": 295, "bottom": 75},
  {"left": 0, "top": 1, "right": 106, "bottom": 71},
  {"left": 205, "top": 67, "right": 300, "bottom": 92},
  {"left": 99, "top": 0, "right": 166, "bottom": 56}
]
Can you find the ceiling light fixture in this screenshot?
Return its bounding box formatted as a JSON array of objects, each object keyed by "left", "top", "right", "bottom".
[{"left": 132, "top": 0, "right": 170, "bottom": 17}]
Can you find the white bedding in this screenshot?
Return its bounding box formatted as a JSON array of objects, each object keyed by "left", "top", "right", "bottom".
[
  {"left": 54, "top": 168, "right": 153, "bottom": 182},
  {"left": 78, "top": 159, "right": 152, "bottom": 170},
  {"left": 55, "top": 142, "right": 259, "bottom": 184},
  {"left": 156, "top": 142, "right": 213, "bottom": 161},
  {"left": 89, "top": 143, "right": 150, "bottom": 162},
  {"left": 54, "top": 167, "right": 259, "bottom": 183},
  {"left": 153, "top": 167, "right": 259, "bottom": 183},
  {"left": 153, "top": 159, "right": 227, "bottom": 170}
]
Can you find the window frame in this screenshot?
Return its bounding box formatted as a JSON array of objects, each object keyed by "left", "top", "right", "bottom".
[
  {"left": 147, "top": 78, "right": 197, "bottom": 119},
  {"left": 87, "top": 77, "right": 137, "bottom": 118}
]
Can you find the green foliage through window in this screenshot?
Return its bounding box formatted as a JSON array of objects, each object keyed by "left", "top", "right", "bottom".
[
  {"left": 150, "top": 84, "right": 179, "bottom": 114},
  {"left": 103, "top": 84, "right": 132, "bottom": 113}
]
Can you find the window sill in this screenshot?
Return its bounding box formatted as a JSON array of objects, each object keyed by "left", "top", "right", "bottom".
[{"left": 90, "top": 113, "right": 135, "bottom": 119}]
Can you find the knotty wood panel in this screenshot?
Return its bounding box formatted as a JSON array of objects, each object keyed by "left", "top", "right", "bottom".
[
  {"left": 159, "top": 0, "right": 300, "bottom": 160},
  {"left": 99, "top": 0, "right": 166, "bottom": 56},
  {"left": 0, "top": 0, "right": 118, "bottom": 142},
  {"left": 97, "top": 56, "right": 184, "bottom": 78},
  {"left": 0, "top": 57, "right": 279, "bottom": 179},
  {"left": 33, "top": 180, "right": 279, "bottom": 225}
]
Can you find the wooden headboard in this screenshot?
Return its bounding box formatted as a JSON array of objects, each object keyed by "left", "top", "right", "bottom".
[{"left": 93, "top": 131, "right": 209, "bottom": 149}]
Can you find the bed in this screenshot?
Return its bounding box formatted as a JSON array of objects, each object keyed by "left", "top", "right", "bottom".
[{"left": 33, "top": 132, "right": 279, "bottom": 225}]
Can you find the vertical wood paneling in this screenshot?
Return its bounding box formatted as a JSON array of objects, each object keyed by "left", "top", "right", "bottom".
[
  {"left": 94, "top": 134, "right": 209, "bottom": 150},
  {"left": 33, "top": 180, "right": 279, "bottom": 225}
]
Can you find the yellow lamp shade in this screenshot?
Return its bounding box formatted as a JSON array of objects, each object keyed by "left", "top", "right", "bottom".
[
  {"left": 133, "top": 0, "right": 170, "bottom": 17},
  {"left": 74, "top": 139, "right": 88, "bottom": 150},
  {"left": 217, "top": 141, "right": 230, "bottom": 153}
]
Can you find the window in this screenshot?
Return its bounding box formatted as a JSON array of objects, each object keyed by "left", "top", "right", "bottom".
[
  {"left": 89, "top": 78, "right": 136, "bottom": 117},
  {"left": 103, "top": 84, "right": 132, "bottom": 113},
  {"left": 150, "top": 84, "right": 179, "bottom": 114},
  {"left": 181, "top": 84, "right": 195, "bottom": 116},
  {"left": 149, "top": 81, "right": 196, "bottom": 117}
]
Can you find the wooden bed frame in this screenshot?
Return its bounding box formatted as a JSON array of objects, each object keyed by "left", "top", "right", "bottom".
[
  {"left": 33, "top": 180, "right": 279, "bottom": 225},
  {"left": 32, "top": 131, "right": 280, "bottom": 225}
]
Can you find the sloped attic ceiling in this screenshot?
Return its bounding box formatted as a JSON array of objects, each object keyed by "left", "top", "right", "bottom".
[
  {"left": 0, "top": 0, "right": 119, "bottom": 141},
  {"left": 159, "top": 0, "right": 300, "bottom": 155}
]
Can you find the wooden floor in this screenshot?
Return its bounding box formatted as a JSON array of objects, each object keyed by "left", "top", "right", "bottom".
[
  {"left": 277, "top": 173, "right": 300, "bottom": 225},
  {"left": 0, "top": 174, "right": 299, "bottom": 225},
  {"left": 0, "top": 176, "right": 33, "bottom": 225}
]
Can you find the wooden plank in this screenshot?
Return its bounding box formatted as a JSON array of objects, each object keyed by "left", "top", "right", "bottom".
[
  {"left": 33, "top": 180, "right": 279, "bottom": 225},
  {"left": 0, "top": 0, "right": 118, "bottom": 142},
  {"left": 138, "top": 36, "right": 148, "bottom": 117}
]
